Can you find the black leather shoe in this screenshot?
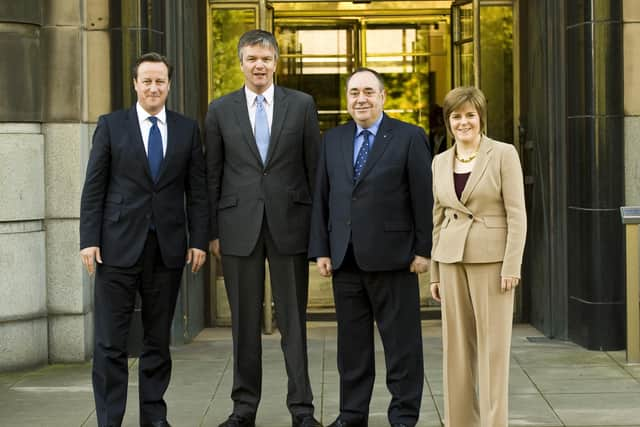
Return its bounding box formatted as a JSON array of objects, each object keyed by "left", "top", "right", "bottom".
[
  {"left": 292, "top": 414, "right": 323, "bottom": 427},
  {"left": 141, "top": 421, "right": 171, "bottom": 427},
  {"left": 327, "top": 418, "right": 364, "bottom": 427},
  {"left": 218, "top": 414, "right": 256, "bottom": 427}
]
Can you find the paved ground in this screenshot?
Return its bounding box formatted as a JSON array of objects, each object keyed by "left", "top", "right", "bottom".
[{"left": 1, "top": 321, "right": 640, "bottom": 426}]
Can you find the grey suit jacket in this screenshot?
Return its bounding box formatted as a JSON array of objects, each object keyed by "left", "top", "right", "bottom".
[{"left": 205, "top": 85, "right": 321, "bottom": 256}]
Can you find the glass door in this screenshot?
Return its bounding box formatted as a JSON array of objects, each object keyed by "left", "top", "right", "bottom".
[{"left": 451, "top": 0, "right": 479, "bottom": 87}]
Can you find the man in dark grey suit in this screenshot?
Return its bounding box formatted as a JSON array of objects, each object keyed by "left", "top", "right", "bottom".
[
  {"left": 205, "top": 30, "right": 322, "bottom": 427},
  {"left": 80, "top": 52, "right": 208, "bottom": 427},
  {"left": 309, "top": 68, "right": 433, "bottom": 427}
]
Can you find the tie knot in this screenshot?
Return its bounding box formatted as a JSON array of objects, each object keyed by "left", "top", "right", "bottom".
[
  {"left": 149, "top": 116, "right": 158, "bottom": 125},
  {"left": 256, "top": 95, "right": 265, "bottom": 106},
  {"left": 361, "top": 129, "right": 371, "bottom": 140}
]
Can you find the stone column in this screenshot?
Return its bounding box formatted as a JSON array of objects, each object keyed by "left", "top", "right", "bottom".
[
  {"left": 42, "top": 0, "right": 110, "bottom": 362},
  {"left": 566, "top": 0, "right": 625, "bottom": 350},
  {"left": 0, "top": 2, "right": 48, "bottom": 370}
]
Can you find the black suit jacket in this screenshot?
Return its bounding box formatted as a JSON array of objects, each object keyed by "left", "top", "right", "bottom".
[
  {"left": 205, "top": 86, "right": 320, "bottom": 256},
  {"left": 308, "top": 114, "right": 433, "bottom": 271},
  {"left": 80, "top": 107, "right": 208, "bottom": 269}
]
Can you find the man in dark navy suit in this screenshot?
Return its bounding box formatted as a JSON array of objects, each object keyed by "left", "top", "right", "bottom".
[
  {"left": 80, "top": 52, "right": 208, "bottom": 427},
  {"left": 309, "top": 68, "right": 433, "bottom": 427}
]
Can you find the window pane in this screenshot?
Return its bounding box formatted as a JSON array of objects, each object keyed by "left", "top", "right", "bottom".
[
  {"left": 480, "top": 5, "right": 513, "bottom": 143},
  {"left": 210, "top": 8, "right": 257, "bottom": 100}
]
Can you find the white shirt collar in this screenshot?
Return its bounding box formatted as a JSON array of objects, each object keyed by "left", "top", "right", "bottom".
[
  {"left": 245, "top": 84, "right": 275, "bottom": 107},
  {"left": 136, "top": 102, "right": 167, "bottom": 124}
]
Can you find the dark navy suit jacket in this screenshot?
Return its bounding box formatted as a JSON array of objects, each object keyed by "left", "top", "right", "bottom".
[
  {"left": 309, "top": 113, "right": 433, "bottom": 271},
  {"left": 80, "top": 106, "right": 208, "bottom": 269}
]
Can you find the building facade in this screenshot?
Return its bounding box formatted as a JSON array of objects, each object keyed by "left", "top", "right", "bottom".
[{"left": 0, "top": 0, "right": 638, "bottom": 370}]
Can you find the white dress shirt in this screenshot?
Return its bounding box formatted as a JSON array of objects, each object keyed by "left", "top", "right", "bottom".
[
  {"left": 245, "top": 84, "right": 274, "bottom": 135},
  {"left": 136, "top": 102, "right": 168, "bottom": 156}
]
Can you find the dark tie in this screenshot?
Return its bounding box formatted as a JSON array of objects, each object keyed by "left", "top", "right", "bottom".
[
  {"left": 354, "top": 129, "right": 372, "bottom": 181},
  {"left": 255, "top": 95, "right": 270, "bottom": 164},
  {"left": 147, "top": 116, "right": 163, "bottom": 181}
]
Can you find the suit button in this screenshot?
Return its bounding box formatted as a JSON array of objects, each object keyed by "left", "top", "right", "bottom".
[
  {"left": 468, "top": 214, "right": 473, "bottom": 219},
  {"left": 347, "top": 220, "right": 351, "bottom": 225},
  {"left": 352, "top": 197, "right": 357, "bottom": 201},
  {"left": 263, "top": 172, "right": 268, "bottom": 176},
  {"left": 453, "top": 213, "right": 458, "bottom": 219},
  {"left": 145, "top": 214, "right": 151, "bottom": 219}
]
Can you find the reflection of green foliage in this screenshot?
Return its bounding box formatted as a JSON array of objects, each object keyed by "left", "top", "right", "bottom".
[
  {"left": 480, "top": 6, "right": 513, "bottom": 143},
  {"left": 383, "top": 71, "right": 429, "bottom": 130},
  {"left": 211, "top": 10, "right": 255, "bottom": 99}
]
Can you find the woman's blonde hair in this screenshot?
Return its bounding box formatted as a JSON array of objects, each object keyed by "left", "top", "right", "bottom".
[{"left": 442, "top": 86, "right": 487, "bottom": 137}]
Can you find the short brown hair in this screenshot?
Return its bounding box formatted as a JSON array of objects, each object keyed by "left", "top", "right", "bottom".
[
  {"left": 442, "top": 86, "right": 487, "bottom": 136},
  {"left": 133, "top": 52, "right": 173, "bottom": 81}
]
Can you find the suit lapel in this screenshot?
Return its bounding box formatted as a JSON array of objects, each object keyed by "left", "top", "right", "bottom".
[
  {"left": 354, "top": 114, "right": 392, "bottom": 186},
  {"left": 156, "top": 110, "right": 177, "bottom": 183},
  {"left": 440, "top": 147, "right": 469, "bottom": 212},
  {"left": 341, "top": 122, "right": 356, "bottom": 182},
  {"left": 128, "top": 107, "right": 154, "bottom": 183},
  {"left": 266, "top": 86, "right": 289, "bottom": 167},
  {"left": 232, "top": 89, "right": 263, "bottom": 165},
  {"left": 460, "top": 136, "right": 492, "bottom": 204}
]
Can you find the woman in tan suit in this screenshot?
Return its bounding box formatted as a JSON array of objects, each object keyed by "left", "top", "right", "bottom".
[{"left": 430, "top": 86, "right": 526, "bottom": 427}]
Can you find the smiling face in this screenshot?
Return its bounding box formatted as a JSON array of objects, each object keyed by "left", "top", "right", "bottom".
[
  {"left": 133, "top": 61, "right": 170, "bottom": 116},
  {"left": 240, "top": 44, "right": 277, "bottom": 94},
  {"left": 448, "top": 102, "right": 482, "bottom": 146},
  {"left": 346, "top": 70, "right": 385, "bottom": 128},
  {"left": 133, "top": 61, "right": 170, "bottom": 115}
]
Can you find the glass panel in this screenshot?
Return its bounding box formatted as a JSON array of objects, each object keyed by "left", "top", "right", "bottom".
[
  {"left": 459, "top": 41, "right": 474, "bottom": 87},
  {"left": 209, "top": 7, "right": 257, "bottom": 100},
  {"left": 480, "top": 5, "right": 513, "bottom": 143},
  {"left": 276, "top": 24, "right": 356, "bottom": 130},
  {"left": 459, "top": 2, "right": 474, "bottom": 40}
]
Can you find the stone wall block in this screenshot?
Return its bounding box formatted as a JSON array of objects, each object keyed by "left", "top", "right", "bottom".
[
  {"left": 44, "top": 123, "right": 89, "bottom": 218},
  {"left": 86, "top": 0, "right": 110, "bottom": 30},
  {"left": 0, "top": 227, "right": 46, "bottom": 320},
  {"left": 625, "top": 116, "right": 640, "bottom": 205},
  {"left": 46, "top": 219, "right": 92, "bottom": 313},
  {"left": 624, "top": 23, "right": 640, "bottom": 115},
  {"left": 624, "top": 0, "right": 640, "bottom": 21},
  {"left": 48, "top": 313, "right": 93, "bottom": 362},
  {"left": 0, "top": 133, "right": 45, "bottom": 221},
  {"left": 44, "top": 0, "right": 81, "bottom": 26},
  {"left": 0, "top": 23, "right": 42, "bottom": 122},
  {"left": 0, "top": 318, "right": 48, "bottom": 371},
  {"left": 0, "top": 0, "right": 43, "bottom": 25},
  {"left": 86, "top": 30, "right": 111, "bottom": 122},
  {"left": 42, "top": 26, "right": 82, "bottom": 122}
]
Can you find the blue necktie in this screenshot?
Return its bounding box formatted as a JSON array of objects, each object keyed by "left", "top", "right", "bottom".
[
  {"left": 147, "top": 116, "right": 163, "bottom": 181},
  {"left": 354, "top": 129, "right": 372, "bottom": 181},
  {"left": 255, "top": 95, "right": 270, "bottom": 164}
]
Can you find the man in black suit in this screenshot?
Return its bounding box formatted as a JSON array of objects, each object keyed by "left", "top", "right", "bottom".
[
  {"left": 309, "top": 68, "right": 433, "bottom": 427},
  {"left": 205, "top": 30, "right": 322, "bottom": 427},
  {"left": 80, "top": 52, "right": 208, "bottom": 427}
]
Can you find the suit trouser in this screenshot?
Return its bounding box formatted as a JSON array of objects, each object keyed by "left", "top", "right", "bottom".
[
  {"left": 221, "top": 220, "right": 314, "bottom": 419},
  {"left": 439, "top": 262, "right": 514, "bottom": 427},
  {"left": 92, "top": 231, "right": 183, "bottom": 427},
  {"left": 332, "top": 247, "right": 424, "bottom": 427}
]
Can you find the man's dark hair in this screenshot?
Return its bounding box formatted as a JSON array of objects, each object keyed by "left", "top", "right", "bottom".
[
  {"left": 237, "top": 29, "right": 280, "bottom": 62},
  {"left": 346, "top": 67, "right": 385, "bottom": 91},
  {"left": 132, "top": 52, "right": 173, "bottom": 80}
]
